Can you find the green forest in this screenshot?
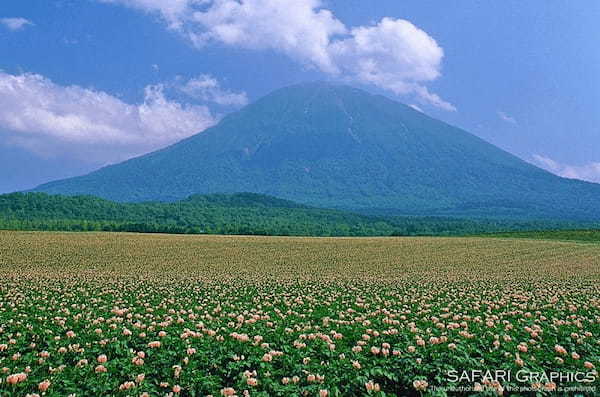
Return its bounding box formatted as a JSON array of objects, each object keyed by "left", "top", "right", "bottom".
[{"left": 0, "top": 192, "right": 596, "bottom": 237}]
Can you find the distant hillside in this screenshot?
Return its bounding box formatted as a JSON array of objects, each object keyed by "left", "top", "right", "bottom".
[
  {"left": 34, "top": 82, "right": 600, "bottom": 221},
  {"left": 0, "top": 193, "right": 587, "bottom": 237}
]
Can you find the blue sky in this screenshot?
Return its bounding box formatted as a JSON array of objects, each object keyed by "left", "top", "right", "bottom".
[{"left": 1, "top": 0, "right": 599, "bottom": 193}]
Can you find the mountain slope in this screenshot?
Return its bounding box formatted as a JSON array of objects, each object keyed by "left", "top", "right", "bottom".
[{"left": 35, "top": 82, "right": 600, "bottom": 220}]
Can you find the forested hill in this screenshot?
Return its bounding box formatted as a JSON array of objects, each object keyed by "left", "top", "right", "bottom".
[{"left": 0, "top": 192, "right": 592, "bottom": 237}]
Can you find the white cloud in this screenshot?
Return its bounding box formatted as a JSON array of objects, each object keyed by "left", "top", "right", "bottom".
[
  {"left": 188, "top": 0, "right": 347, "bottom": 74},
  {"left": 328, "top": 17, "right": 454, "bottom": 111},
  {"left": 531, "top": 154, "right": 600, "bottom": 184},
  {"left": 498, "top": 111, "right": 516, "bottom": 124},
  {"left": 0, "top": 17, "right": 33, "bottom": 31},
  {"left": 179, "top": 74, "right": 248, "bottom": 106},
  {"left": 98, "top": 0, "right": 453, "bottom": 110},
  {"left": 0, "top": 71, "right": 217, "bottom": 163},
  {"left": 412, "top": 86, "right": 456, "bottom": 112}
]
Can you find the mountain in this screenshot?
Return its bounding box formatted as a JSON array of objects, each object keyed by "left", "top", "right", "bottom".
[{"left": 34, "top": 82, "right": 600, "bottom": 220}]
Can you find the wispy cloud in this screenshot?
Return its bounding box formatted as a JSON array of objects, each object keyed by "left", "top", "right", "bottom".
[
  {"left": 0, "top": 71, "right": 218, "bottom": 163},
  {"left": 531, "top": 154, "right": 600, "bottom": 184},
  {"left": 179, "top": 75, "right": 248, "bottom": 107},
  {"left": 0, "top": 17, "right": 33, "bottom": 31},
  {"left": 98, "top": 0, "right": 454, "bottom": 110},
  {"left": 498, "top": 111, "right": 516, "bottom": 124}
]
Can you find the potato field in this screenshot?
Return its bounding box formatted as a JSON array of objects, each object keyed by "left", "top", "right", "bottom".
[{"left": 0, "top": 232, "right": 599, "bottom": 396}]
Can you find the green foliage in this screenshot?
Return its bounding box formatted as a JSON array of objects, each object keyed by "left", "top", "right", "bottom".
[
  {"left": 1, "top": 232, "right": 600, "bottom": 395},
  {"left": 483, "top": 229, "right": 600, "bottom": 243},
  {"left": 33, "top": 82, "right": 600, "bottom": 221},
  {"left": 0, "top": 192, "right": 595, "bottom": 237}
]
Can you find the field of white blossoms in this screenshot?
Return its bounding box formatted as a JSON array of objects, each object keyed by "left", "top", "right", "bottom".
[{"left": 0, "top": 231, "right": 599, "bottom": 396}]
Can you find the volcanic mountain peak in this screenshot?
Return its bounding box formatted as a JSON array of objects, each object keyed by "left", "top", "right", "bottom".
[{"left": 35, "top": 82, "right": 600, "bottom": 220}]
